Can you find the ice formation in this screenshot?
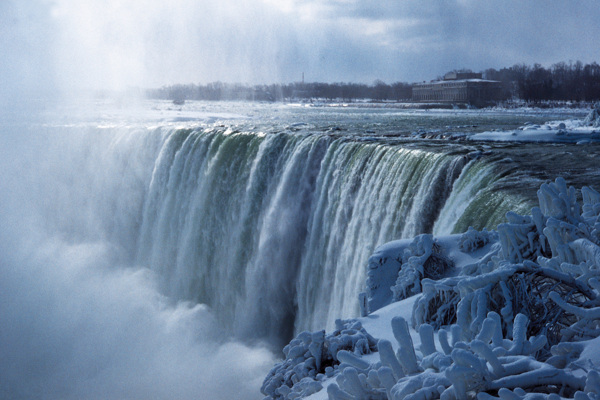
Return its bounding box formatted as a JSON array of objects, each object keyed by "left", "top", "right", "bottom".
[
  {"left": 261, "top": 319, "right": 378, "bottom": 399},
  {"left": 263, "top": 178, "right": 600, "bottom": 400},
  {"left": 583, "top": 103, "right": 600, "bottom": 128},
  {"left": 470, "top": 104, "right": 600, "bottom": 142},
  {"left": 458, "top": 227, "right": 495, "bottom": 253},
  {"left": 365, "top": 235, "right": 454, "bottom": 315},
  {"left": 326, "top": 314, "right": 593, "bottom": 400}
]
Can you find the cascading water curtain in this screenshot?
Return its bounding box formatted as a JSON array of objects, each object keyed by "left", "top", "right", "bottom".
[{"left": 135, "top": 128, "right": 481, "bottom": 346}]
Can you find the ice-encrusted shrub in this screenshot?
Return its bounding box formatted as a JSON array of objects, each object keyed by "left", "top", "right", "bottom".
[
  {"left": 391, "top": 234, "right": 454, "bottom": 302},
  {"left": 328, "top": 314, "right": 596, "bottom": 400},
  {"left": 459, "top": 227, "right": 495, "bottom": 253},
  {"left": 496, "top": 177, "right": 600, "bottom": 264},
  {"left": 414, "top": 263, "right": 594, "bottom": 353},
  {"left": 497, "top": 209, "right": 550, "bottom": 263},
  {"left": 414, "top": 179, "right": 600, "bottom": 347},
  {"left": 365, "top": 235, "right": 454, "bottom": 315},
  {"left": 412, "top": 276, "right": 461, "bottom": 332},
  {"left": 582, "top": 184, "right": 600, "bottom": 236},
  {"left": 261, "top": 319, "right": 378, "bottom": 400}
]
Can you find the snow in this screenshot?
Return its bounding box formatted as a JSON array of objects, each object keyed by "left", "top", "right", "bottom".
[
  {"left": 469, "top": 103, "right": 600, "bottom": 143},
  {"left": 263, "top": 177, "right": 600, "bottom": 400}
]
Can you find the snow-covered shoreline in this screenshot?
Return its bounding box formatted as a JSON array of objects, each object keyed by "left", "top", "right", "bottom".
[{"left": 467, "top": 103, "right": 600, "bottom": 144}]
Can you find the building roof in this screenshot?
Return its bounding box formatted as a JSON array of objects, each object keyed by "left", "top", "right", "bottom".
[{"left": 413, "top": 79, "right": 500, "bottom": 87}]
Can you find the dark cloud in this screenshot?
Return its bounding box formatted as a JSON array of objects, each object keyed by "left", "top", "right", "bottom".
[{"left": 1, "top": 0, "right": 599, "bottom": 92}]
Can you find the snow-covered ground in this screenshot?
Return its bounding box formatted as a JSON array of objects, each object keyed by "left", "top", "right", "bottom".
[
  {"left": 262, "top": 176, "right": 600, "bottom": 399},
  {"left": 468, "top": 103, "right": 600, "bottom": 143}
]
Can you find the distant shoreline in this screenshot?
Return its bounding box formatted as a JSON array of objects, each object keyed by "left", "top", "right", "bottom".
[{"left": 160, "top": 97, "right": 597, "bottom": 111}]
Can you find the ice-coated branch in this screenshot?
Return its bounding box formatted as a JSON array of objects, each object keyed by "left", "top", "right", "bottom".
[
  {"left": 549, "top": 291, "right": 600, "bottom": 319},
  {"left": 538, "top": 177, "right": 582, "bottom": 225},
  {"left": 459, "top": 227, "right": 495, "bottom": 253},
  {"left": 324, "top": 311, "right": 593, "bottom": 400},
  {"left": 507, "top": 313, "right": 528, "bottom": 355},
  {"left": 392, "top": 316, "right": 421, "bottom": 375},
  {"left": 488, "top": 367, "right": 586, "bottom": 392},
  {"left": 470, "top": 340, "right": 505, "bottom": 377},
  {"left": 390, "top": 235, "right": 454, "bottom": 302},
  {"left": 438, "top": 329, "right": 453, "bottom": 355},
  {"left": 326, "top": 383, "right": 354, "bottom": 400},
  {"left": 337, "top": 350, "right": 371, "bottom": 371},
  {"left": 419, "top": 324, "right": 437, "bottom": 356},
  {"left": 378, "top": 339, "right": 405, "bottom": 380},
  {"left": 517, "top": 261, "right": 597, "bottom": 300},
  {"left": 261, "top": 320, "right": 377, "bottom": 399}
]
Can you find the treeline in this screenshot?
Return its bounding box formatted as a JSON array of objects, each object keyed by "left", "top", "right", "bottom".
[
  {"left": 484, "top": 61, "right": 600, "bottom": 102},
  {"left": 147, "top": 80, "right": 413, "bottom": 103},
  {"left": 148, "top": 60, "right": 600, "bottom": 104}
]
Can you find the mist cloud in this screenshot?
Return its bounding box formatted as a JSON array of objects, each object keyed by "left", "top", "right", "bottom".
[
  {"left": 0, "top": 238, "right": 274, "bottom": 399},
  {"left": 0, "top": 128, "right": 275, "bottom": 400}
]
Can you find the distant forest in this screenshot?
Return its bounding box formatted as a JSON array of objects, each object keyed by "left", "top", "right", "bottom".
[
  {"left": 484, "top": 61, "right": 600, "bottom": 102},
  {"left": 148, "top": 80, "right": 413, "bottom": 103},
  {"left": 148, "top": 61, "right": 600, "bottom": 103}
]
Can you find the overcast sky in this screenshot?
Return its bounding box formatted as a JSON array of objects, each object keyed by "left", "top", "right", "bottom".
[{"left": 2, "top": 0, "right": 600, "bottom": 95}]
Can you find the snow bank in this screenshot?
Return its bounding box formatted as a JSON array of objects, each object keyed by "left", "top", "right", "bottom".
[
  {"left": 263, "top": 177, "right": 600, "bottom": 400},
  {"left": 469, "top": 103, "right": 600, "bottom": 143}
]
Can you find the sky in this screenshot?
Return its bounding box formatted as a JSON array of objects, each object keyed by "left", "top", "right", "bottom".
[{"left": 1, "top": 0, "right": 600, "bottom": 96}]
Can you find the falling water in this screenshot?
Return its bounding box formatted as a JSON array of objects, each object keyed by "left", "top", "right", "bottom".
[{"left": 127, "top": 126, "right": 512, "bottom": 347}]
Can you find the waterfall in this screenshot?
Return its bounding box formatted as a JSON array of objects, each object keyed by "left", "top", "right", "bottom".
[
  {"left": 294, "top": 144, "right": 466, "bottom": 333},
  {"left": 130, "top": 126, "right": 494, "bottom": 347},
  {"left": 433, "top": 160, "right": 535, "bottom": 235},
  {"left": 433, "top": 160, "right": 501, "bottom": 235},
  {"left": 29, "top": 123, "right": 520, "bottom": 348}
]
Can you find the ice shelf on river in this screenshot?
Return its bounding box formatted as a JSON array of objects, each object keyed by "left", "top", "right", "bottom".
[{"left": 469, "top": 103, "right": 600, "bottom": 143}]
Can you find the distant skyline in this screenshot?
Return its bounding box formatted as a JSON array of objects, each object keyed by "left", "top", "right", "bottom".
[{"left": 2, "top": 0, "right": 600, "bottom": 98}]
